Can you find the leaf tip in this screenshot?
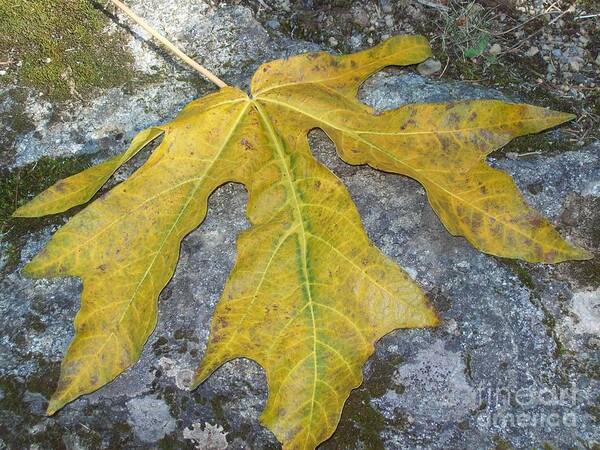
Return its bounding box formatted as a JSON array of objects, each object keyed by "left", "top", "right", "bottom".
[
  {"left": 191, "top": 367, "right": 210, "bottom": 390},
  {"left": 20, "top": 257, "right": 48, "bottom": 279},
  {"left": 567, "top": 246, "right": 593, "bottom": 262},
  {"left": 11, "top": 204, "right": 35, "bottom": 218},
  {"left": 426, "top": 307, "right": 442, "bottom": 328},
  {"left": 556, "top": 111, "right": 576, "bottom": 125},
  {"left": 46, "top": 400, "right": 60, "bottom": 416},
  {"left": 21, "top": 263, "right": 35, "bottom": 278},
  {"left": 12, "top": 198, "right": 58, "bottom": 218},
  {"left": 526, "top": 242, "right": 593, "bottom": 264},
  {"left": 536, "top": 108, "right": 576, "bottom": 131}
]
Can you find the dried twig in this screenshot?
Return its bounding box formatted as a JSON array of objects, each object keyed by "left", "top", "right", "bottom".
[
  {"left": 491, "top": 0, "right": 561, "bottom": 36},
  {"left": 108, "top": 0, "right": 227, "bottom": 88},
  {"left": 438, "top": 56, "right": 450, "bottom": 78},
  {"left": 576, "top": 13, "right": 600, "bottom": 20},
  {"left": 415, "top": 0, "right": 449, "bottom": 11},
  {"left": 501, "top": 3, "right": 576, "bottom": 54}
]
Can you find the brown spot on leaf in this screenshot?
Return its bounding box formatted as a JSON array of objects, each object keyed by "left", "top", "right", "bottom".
[
  {"left": 241, "top": 138, "right": 253, "bottom": 150},
  {"left": 54, "top": 180, "right": 67, "bottom": 192},
  {"left": 448, "top": 112, "right": 460, "bottom": 126}
]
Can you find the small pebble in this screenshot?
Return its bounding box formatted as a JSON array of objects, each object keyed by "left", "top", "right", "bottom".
[
  {"left": 380, "top": 0, "right": 393, "bottom": 13},
  {"left": 489, "top": 43, "right": 501, "bottom": 55},
  {"left": 328, "top": 37, "right": 338, "bottom": 47},
  {"left": 0, "top": 70, "right": 6, "bottom": 76},
  {"left": 44, "top": 57, "right": 52, "bottom": 64},
  {"left": 525, "top": 46, "right": 539, "bottom": 57},
  {"left": 384, "top": 15, "right": 394, "bottom": 28},
  {"left": 417, "top": 58, "right": 442, "bottom": 76},
  {"left": 353, "top": 8, "right": 369, "bottom": 27},
  {"left": 265, "top": 19, "right": 280, "bottom": 30},
  {"left": 569, "top": 59, "right": 581, "bottom": 72},
  {"left": 587, "top": 337, "right": 600, "bottom": 350}
]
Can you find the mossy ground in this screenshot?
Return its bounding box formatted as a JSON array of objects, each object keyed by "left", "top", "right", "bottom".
[
  {"left": 321, "top": 353, "right": 406, "bottom": 449},
  {"left": 417, "top": 1, "right": 598, "bottom": 149},
  {"left": 0, "top": 366, "right": 137, "bottom": 449},
  {"left": 0, "top": 0, "right": 133, "bottom": 101},
  {"left": 0, "top": 0, "right": 137, "bottom": 252}
]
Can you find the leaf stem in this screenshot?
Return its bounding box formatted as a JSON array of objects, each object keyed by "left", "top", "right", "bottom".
[{"left": 108, "top": 0, "right": 228, "bottom": 88}]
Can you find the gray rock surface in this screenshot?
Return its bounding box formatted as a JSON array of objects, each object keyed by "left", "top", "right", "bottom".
[
  {"left": 1, "top": 1, "right": 598, "bottom": 449},
  {"left": 126, "top": 396, "right": 176, "bottom": 443}
]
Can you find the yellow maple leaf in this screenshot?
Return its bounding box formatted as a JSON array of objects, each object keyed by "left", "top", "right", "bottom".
[{"left": 13, "top": 35, "right": 590, "bottom": 449}]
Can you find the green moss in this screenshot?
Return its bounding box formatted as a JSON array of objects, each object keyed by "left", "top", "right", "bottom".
[
  {"left": 0, "top": 155, "right": 92, "bottom": 273},
  {"left": 321, "top": 354, "right": 405, "bottom": 449},
  {"left": 565, "top": 258, "right": 600, "bottom": 290},
  {"left": 107, "top": 422, "right": 135, "bottom": 448},
  {"left": 497, "top": 258, "right": 570, "bottom": 360},
  {"left": 210, "top": 394, "right": 229, "bottom": 424},
  {"left": 0, "top": 0, "right": 133, "bottom": 101},
  {"left": 542, "top": 317, "right": 567, "bottom": 359},
  {"left": 464, "top": 352, "right": 473, "bottom": 381},
  {"left": 158, "top": 432, "right": 192, "bottom": 449},
  {"left": 25, "top": 356, "right": 61, "bottom": 398},
  {"left": 498, "top": 258, "right": 536, "bottom": 291},
  {"left": 492, "top": 435, "right": 512, "bottom": 450},
  {"left": 322, "top": 388, "right": 386, "bottom": 450},
  {"left": 0, "top": 358, "right": 62, "bottom": 448},
  {"left": 586, "top": 395, "right": 600, "bottom": 423},
  {"left": 0, "top": 89, "right": 34, "bottom": 168},
  {"left": 557, "top": 197, "right": 600, "bottom": 290},
  {"left": 152, "top": 336, "right": 170, "bottom": 356},
  {"left": 581, "top": 361, "right": 600, "bottom": 381},
  {"left": 538, "top": 300, "right": 567, "bottom": 360}
]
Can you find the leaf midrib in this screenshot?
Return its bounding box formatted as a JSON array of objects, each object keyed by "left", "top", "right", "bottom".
[{"left": 253, "top": 100, "right": 320, "bottom": 447}]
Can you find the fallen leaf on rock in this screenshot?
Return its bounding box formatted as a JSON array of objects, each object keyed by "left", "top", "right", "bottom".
[{"left": 14, "top": 35, "right": 590, "bottom": 449}]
